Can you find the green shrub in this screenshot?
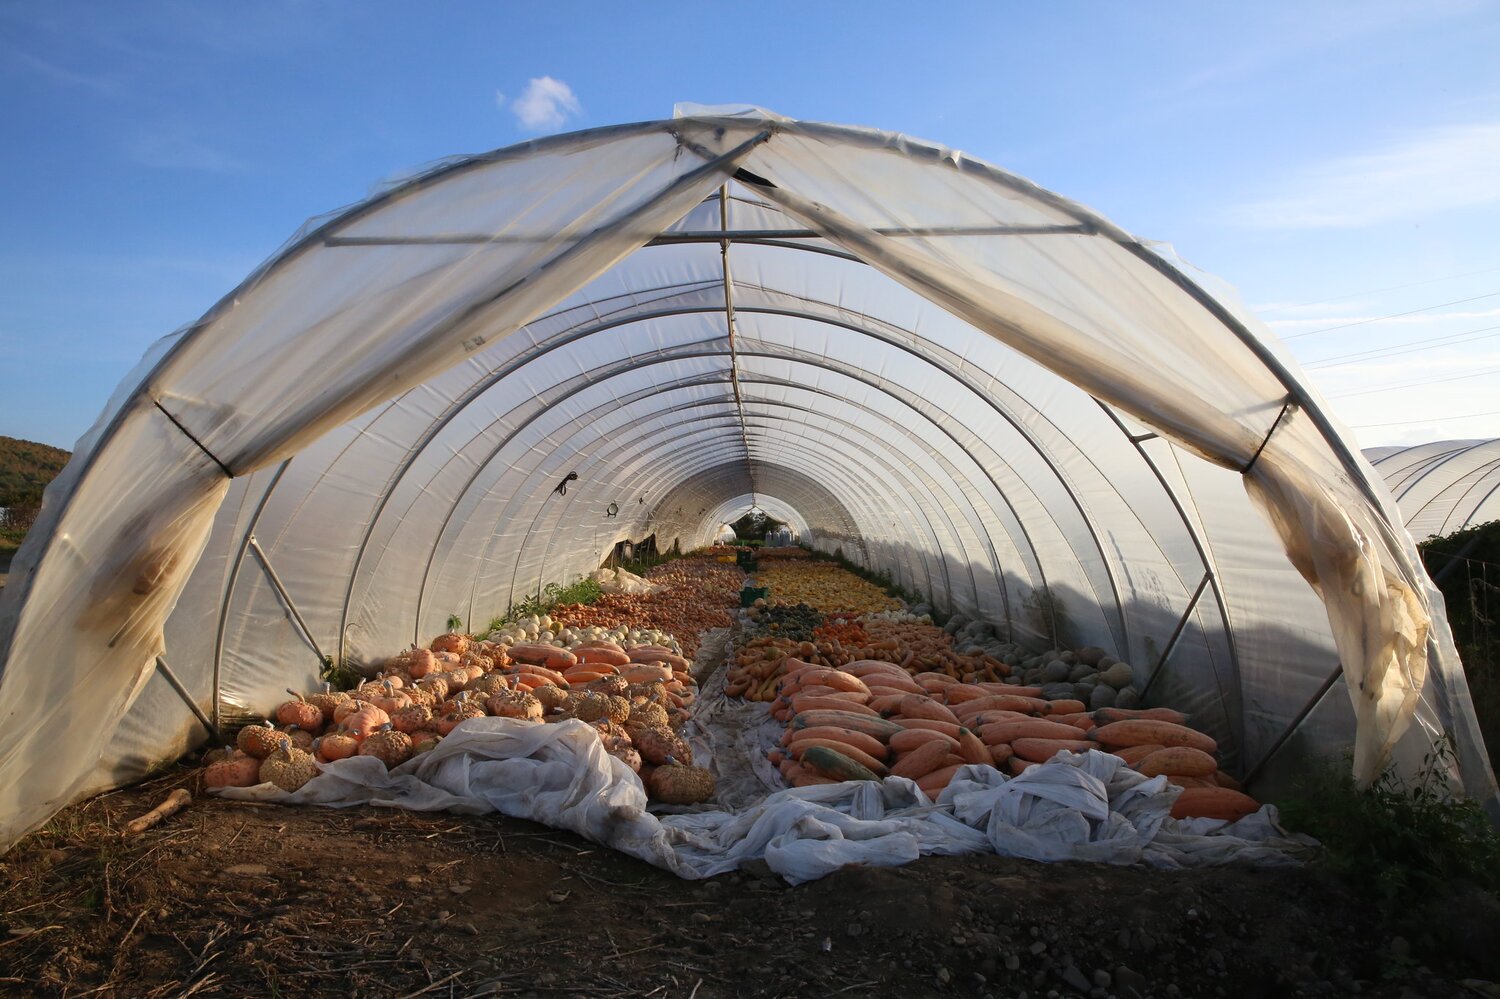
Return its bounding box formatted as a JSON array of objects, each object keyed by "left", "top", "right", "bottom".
[{"left": 1280, "top": 737, "right": 1500, "bottom": 914}]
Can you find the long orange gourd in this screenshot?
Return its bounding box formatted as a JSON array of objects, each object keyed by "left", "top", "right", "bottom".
[{"left": 1089, "top": 720, "right": 1216, "bottom": 755}]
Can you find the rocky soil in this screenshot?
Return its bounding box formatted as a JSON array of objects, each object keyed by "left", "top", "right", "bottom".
[{"left": 2, "top": 767, "right": 1498, "bottom": 999}]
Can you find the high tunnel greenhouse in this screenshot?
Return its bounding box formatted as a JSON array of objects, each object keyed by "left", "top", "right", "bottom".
[
  {"left": 1366, "top": 439, "right": 1500, "bottom": 540},
  {"left": 0, "top": 106, "right": 1493, "bottom": 852}
]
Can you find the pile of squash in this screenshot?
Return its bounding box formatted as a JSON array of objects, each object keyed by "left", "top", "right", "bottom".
[
  {"left": 201, "top": 631, "right": 717, "bottom": 805},
  {"left": 549, "top": 555, "right": 744, "bottom": 657},
  {"left": 755, "top": 561, "right": 904, "bottom": 615},
  {"left": 725, "top": 614, "right": 1009, "bottom": 701},
  {"left": 764, "top": 658, "right": 1258, "bottom": 821}
]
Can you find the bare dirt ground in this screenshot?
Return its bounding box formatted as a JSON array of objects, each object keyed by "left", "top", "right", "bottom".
[{"left": 3, "top": 766, "right": 1498, "bottom": 999}]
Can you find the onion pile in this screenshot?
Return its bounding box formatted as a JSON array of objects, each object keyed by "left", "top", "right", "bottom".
[
  {"left": 549, "top": 556, "right": 744, "bottom": 657},
  {"left": 755, "top": 561, "right": 903, "bottom": 615}
]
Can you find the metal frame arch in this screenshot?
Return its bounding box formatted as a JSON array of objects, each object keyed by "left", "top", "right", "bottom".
[
  {"left": 471, "top": 361, "right": 1035, "bottom": 623},
  {"left": 417, "top": 386, "right": 931, "bottom": 637},
  {"left": 396, "top": 340, "right": 1055, "bottom": 651},
  {"left": 477, "top": 396, "right": 961, "bottom": 621},
  {"left": 523, "top": 410, "right": 964, "bottom": 611}
]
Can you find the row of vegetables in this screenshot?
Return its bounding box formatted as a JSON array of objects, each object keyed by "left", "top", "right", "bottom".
[
  {"left": 727, "top": 613, "right": 1011, "bottom": 700},
  {"left": 199, "top": 549, "right": 1257, "bottom": 827},
  {"left": 756, "top": 656, "right": 1257, "bottom": 820},
  {"left": 201, "top": 612, "right": 719, "bottom": 805}
]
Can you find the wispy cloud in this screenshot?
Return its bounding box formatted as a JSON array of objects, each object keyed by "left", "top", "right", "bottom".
[
  {"left": 1226, "top": 120, "right": 1500, "bottom": 228},
  {"left": 2, "top": 46, "right": 119, "bottom": 96},
  {"left": 511, "top": 76, "right": 580, "bottom": 132},
  {"left": 124, "top": 124, "right": 247, "bottom": 173},
  {"left": 494, "top": 89, "right": 506, "bottom": 109}
]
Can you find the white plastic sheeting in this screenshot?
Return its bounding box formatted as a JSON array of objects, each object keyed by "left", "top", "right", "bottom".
[
  {"left": 217, "top": 718, "right": 1312, "bottom": 882},
  {"left": 0, "top": 107, "right": 1494, "bottom": 851},
  {"left": 1366, "top": 439, "right": 1500, "bottom": 538}
]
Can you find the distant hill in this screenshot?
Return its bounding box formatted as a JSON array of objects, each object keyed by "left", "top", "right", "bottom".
[{"left": 0, "top": 436, "right": 71, "bottom": 508}]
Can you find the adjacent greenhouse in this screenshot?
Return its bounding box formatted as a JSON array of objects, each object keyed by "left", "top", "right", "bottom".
[
  {"left": 0, "top": 106, "right": 1493, "bottom": 854},
  {"left": 1366, "top": 439, "right": 1500, "bottom": 539}
]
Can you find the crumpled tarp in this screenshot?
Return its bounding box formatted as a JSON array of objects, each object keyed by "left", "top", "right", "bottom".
[
  {"left": 590, "top": 567, "right": 660, "bottom": 596},
  {"left": 217, "top": 718, "right": 1316, "bottom": 884}
]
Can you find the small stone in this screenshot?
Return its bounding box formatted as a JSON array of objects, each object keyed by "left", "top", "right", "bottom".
[
  {"left": 1115, "top": 965, "right": 1147, "bottom": 995},
  {"left": 848, "top": 922, "right": 864, "bottom": 938},
  {"left": 436, "top": 909, "right": 452, "bottom": 921},
  {"left": 546, "top": 890, "right": 569, "bottom": 903},
  {"left": 404, "top": 875, "right": 422, "bottom": 886},
  {"left": 1060, "top": 964, "right": 1091, "bottom": 994},
  {"left": 691, "top": 911, "right": 711, "bottom": 924},
  {"left": 449, "top": 884, "right": 471, "bottom": 895},
  {"left": 1166, "top": 985, "right": 1180, "bottom": 996},
  {"left": 1093, "top": 969, "right": 1112, "bottom": 988},
  {"left": 936, "top": 967, "right": 952, "bottom": 985},
  {"left": 223, "top": 863, "right": 268, "bottom": 877},
  {"left": 1390, "top": 936, "right": 1410, "bottom": 958},
  {"left": 1030, "top": 941, "right": 1047, "bottom": 955},
  {"left": 1005, "top": 954, "right": 1022, "bottom": 971}
]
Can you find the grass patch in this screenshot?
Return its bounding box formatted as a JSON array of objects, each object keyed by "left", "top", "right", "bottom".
[
  {"left": 1280, "top": 737, "right": 1500, "bottom": 916},
  {"left": 485, "top": 575, "right": 604, "bottom": 633}
]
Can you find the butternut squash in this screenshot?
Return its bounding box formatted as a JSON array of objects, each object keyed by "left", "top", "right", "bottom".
[
  {"left": 889, "top": 717, "right": 964, "bottom": 739},
  {"left": 1089, "top": 720, "right": 1216, "bottom": 755},
  {"left": 792, "top": 739, "right": 889, "bottom": 777},
  {"left": 1010, "top": 737, "right": 1095, "bottom": 763},
  {"left": 894, "top": 695, "right": 961, "bottom": 725},
  {"left": 791, "top": 694, "right": 880, "bottom": 717},
  {"left": 1169, "top": 787, "right": 1259, "bottom": 821},
  {"left": 888, "top": 728, "right": 961, "bottom": 753},
  {"left": 788, "top": 726, "right": 889, "bottom": 761},
  {"left": 1135, "top": 746, "right": 1217, "bottom": 779},
  {"left": 803, "top": 745, "right": 881, "bottom": 782},
  {"left": 955, "top": 728, "right": 991, "bottom": 766},
  {"left": 1092, "top": 706, "right": 1188, "bottom": 726},
  {"left": 1111, "top": 743, "right": 1164, "bottom": 765},
  {"left": 889, "top": 740, "right": 955, "bottom": 780},
  {"left": 976, "top": 718, "right": 1083, "bottom": 745}
]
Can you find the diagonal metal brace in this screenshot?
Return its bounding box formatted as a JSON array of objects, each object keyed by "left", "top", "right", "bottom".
[{"left": 247, "top": 535, "right": 328, "bottom": 666}]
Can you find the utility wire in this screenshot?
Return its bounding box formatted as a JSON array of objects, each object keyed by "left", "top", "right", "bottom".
[
  {"left": 1280, "top": 290, "right": 1500, "bottom": 339},
  {"left": 1351, "top": 407, "right": 1500, "bottom": 429},
  {"left": 1269, "top": 263, "right": 1500, "bottom": 310},
  {"left": 1304, "top": 322, "right": 1500, "bottom": 368},
  {"left": 1327, "top": 365, "right": 1500, "bottom": 399}
]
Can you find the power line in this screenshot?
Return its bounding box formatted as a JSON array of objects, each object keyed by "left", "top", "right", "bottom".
[
  {"left": 1303, "top": 322, "right": 1500, "bottom": 368},
  {"left": 1351, "top": 407, "right": 1500, "bottom": 429},
  {"left": 1327, "top": 365, "right": 1500, "bottom": 399},
  {"left": 1267, "top": 264, "right": 1500, "bottom": 311},
  {"left": 1280, "top": 290, "right": 1500, "bottom": 339}
]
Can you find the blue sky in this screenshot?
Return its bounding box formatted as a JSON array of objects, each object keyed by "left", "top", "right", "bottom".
[{"left": 2, "top": 0, "right": 1498, "bottom": 450}]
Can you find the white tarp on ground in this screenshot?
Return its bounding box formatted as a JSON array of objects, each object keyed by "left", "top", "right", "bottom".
[{"left": 218, "top": 718, "right": 1315, "bottom": 884}]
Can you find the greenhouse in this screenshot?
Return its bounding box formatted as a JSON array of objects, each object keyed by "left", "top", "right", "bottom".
[
  {"left": 0, "top": 106, "right": 1492, "bottom": 861},
  {"left": 1366, "top": 439, "right": 1500, "bottom": 539}
]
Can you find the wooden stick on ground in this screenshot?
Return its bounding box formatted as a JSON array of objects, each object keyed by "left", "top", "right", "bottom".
[{"left": 122, "top": 788, "right": 191, "bottom": 837}]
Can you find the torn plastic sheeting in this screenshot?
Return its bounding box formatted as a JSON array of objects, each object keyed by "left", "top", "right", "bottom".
[{"left": 216, "top": 719, "right": 1313, "bottom": 883}]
